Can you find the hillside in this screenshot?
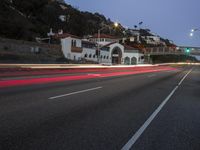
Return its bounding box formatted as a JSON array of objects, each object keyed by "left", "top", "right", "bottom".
[{"left": 0, "top": 0, "right": 124, "bottom": 41}]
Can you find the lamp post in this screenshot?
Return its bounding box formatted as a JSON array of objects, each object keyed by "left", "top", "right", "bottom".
[
  {"left": 97, "top": 22, "right": 119, "bottom": 63},
  {"left": 190, "top": 28, "right": 199, "bottom": 37}
]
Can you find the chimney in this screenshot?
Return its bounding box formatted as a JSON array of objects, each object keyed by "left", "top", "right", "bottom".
[{"left": 58, "top": 29, "right": 63, "bottom": 35}]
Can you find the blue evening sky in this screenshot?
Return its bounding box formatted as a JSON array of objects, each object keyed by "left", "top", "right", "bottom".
[{"left": 65, "top": 0, "right": 200, "bottom": 47}]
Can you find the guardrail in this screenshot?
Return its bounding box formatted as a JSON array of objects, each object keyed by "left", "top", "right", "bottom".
[{"left": 144, "top": 47, "right": 200, "bottom": 56}]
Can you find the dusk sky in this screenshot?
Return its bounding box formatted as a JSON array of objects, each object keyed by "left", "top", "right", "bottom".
[{"left": 65, "top": 0, "right": 200, "bottom": 47}]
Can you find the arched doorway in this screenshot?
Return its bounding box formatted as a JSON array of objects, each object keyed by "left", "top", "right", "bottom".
[
  {"left": 112, "top": 47, "right": 122, "bottom": 64},
  {"left": 131, "top": 57, "right": 137, "bottom": 65},
  {"left": 124, "top": 57, "right": 130, "bottom": 65}
]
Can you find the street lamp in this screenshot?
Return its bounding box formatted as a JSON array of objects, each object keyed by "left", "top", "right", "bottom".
[
  {"left": 191, "top": 28, "right": 199, "bottom": 32},
  {"left": 97, "top": 22, "right": 119, "bottom": 63},
  {"left": 190, "top": 32, "right": 194, "bottom": 37},
  {"left": 114, "top": 22, "right": 119, "bottom": 28},
  {"left": 190, "top": 28, "right": 199, "bottom": 37}
]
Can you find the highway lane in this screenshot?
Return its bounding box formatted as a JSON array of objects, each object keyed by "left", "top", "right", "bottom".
[
  {"left": 0, "top": 65, "right": 198, "bottom": 150},
  {"left": 0, "top": 66, "right": 176, "bottom": 88},
  {"left": 132, "top": 66, "right": 200, "bottom": 150}
]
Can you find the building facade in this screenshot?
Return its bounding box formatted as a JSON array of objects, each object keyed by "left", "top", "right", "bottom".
[{"left": 60, "top": 33, "right": 144, "bottom": 65}]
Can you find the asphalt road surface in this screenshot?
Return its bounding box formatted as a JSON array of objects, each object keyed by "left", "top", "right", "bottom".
[{"left": 0, "top": 65, "right": 200, "bottom": 150}]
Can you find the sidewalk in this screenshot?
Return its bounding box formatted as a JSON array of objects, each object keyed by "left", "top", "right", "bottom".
[
  {"left": 0, "top": 62, "right": 197, "bottom": 69},
  {"left": 0, "top": 64, "right": 155, "bottom": 69}
]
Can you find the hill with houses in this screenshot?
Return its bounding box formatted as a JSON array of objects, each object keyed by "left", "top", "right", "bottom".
[
  {"left": 0, "top": 0, "right": 174, "bottom": 47},
  {"left": 1, "top": 0, "right": 196, "bottom": 64},
  {"left": 0, "top": 0, "right": 124, "bottom": 41}
]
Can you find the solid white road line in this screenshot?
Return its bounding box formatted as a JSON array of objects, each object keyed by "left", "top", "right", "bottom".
[
  {"left": 48, "top": 87, "right": 102, "bottom": 100},
  {"left": 178, "top": 69, "right": 193, "bottom": 85},
  {"left": 121, "top": 68, "right": 193, "bottom": 150}
]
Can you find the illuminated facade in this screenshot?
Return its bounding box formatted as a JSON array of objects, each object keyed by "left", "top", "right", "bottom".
[{"left": 60, "top": 33, "right": 144, "bottom": 65}]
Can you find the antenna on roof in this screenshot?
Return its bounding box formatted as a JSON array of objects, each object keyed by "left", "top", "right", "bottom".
[{"left": 47, "top": 28, "right": 55, "bottom": 37}]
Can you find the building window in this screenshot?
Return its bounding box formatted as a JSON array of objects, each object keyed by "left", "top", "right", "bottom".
[
  {"left": 93, "top": 54, "right": 96, "bottom": 58},
  {"left": 89, "top": 54, "right": 92, "bottom": 58},
  {"left": 107, "top": 56, "right": 109, "bottom": 59},
  {"left": 103, "top": 55, "right": 106, "bottom": 59},
  {"left": 72, "top": 40, "right": 76, "bottom": 47},
  {"left": 85, "top": 54, "right": 88, "bottom": 58}
]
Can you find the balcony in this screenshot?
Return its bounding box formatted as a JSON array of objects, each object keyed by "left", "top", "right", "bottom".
[{"left": 71, "top": 46, "right": 83, "bottom": 53}]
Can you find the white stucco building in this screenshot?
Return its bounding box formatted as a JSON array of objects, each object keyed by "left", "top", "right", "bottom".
[
  {"left": 59, "top": 33, "right": 144, "bottom": 65},
  {"left": 141, "top": 36, "right": 161, "bottom": 45}
]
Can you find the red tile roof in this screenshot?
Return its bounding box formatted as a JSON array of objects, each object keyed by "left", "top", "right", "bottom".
[
  {"left": 53, "top": 33, "right": 81, "bottom": 39},
  {"left": 82, "top": 40, "right": 96, "bottom": 45},
  {"left": 123, "top": 44, "right": 138, "bottom": 50},
  {"left": 92, "top": 34, "right": 119, "bottom": 39},
  {"left": 102, "top": 41, "right": 118, "bottom": 47}
]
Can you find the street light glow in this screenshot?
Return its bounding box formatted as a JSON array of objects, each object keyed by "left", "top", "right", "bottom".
[
  {"left": 190, "top": 32, "right": 194, "bottom": 37},
  {"left": 191, "top": 28, "right": 199, "bottom": 32},
  {"left": 191, "top": 29, "right": 195, "bottom": 32},
  {"left": 114, "top": 22, "right": 119, "bottom": 27}
]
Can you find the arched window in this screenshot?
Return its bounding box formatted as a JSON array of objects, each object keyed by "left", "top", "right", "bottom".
[
  {"left": 124, "top": 57, "right": 130, "bottom": 65},
  {"left": 93, "top": 54, "right": 96, "bottom": 58},
  {"left": 85, "top": 54, "right": 88, "bottom": 58},
  {"left": 89, "top": 54, "right": 92, "bottom": 58},
  {"left": 131, "top": 57, "right": 137, "bottom": 65}
]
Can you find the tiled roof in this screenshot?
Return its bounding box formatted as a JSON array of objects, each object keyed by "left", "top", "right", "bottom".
[
  {"left": 100, "top": 42, "right": 118, "bottom": 48},
  {"left": 82, "top": 40, "right": 96, "bottom": 45},
  {"left": 123, "top": 44, "right": 138, "bottom": 50},
  {"left": 53, "top": 33, "right": 82, "bottom": 39},
  {"left": 92, "top": 34, "right": 119, "bottom": 39}
]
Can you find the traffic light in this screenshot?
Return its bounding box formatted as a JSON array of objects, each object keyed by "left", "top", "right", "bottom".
[{"left": 185, "top": 48, "right": 190, "bottom": 53}]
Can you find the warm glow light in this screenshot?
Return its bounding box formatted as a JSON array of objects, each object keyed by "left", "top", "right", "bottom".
[{"left": 114, "top": 22, "right": 119, "bottom": 27}]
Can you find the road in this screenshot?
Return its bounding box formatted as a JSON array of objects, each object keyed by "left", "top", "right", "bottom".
[{"left": 0, "top": 65, "right": 200, "bottom": 150}]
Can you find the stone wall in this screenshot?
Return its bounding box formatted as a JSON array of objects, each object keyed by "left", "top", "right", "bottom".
[{"left": 0, "top": 37, "right": 64, "bottom": 63}]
